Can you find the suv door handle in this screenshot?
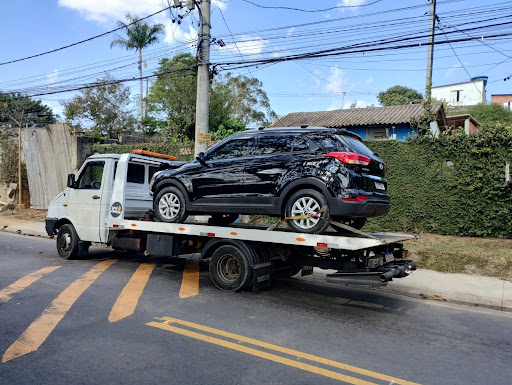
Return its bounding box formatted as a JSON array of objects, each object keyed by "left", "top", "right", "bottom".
[{"left": 92, "top": 195, "right": 100, "bottom": 200}]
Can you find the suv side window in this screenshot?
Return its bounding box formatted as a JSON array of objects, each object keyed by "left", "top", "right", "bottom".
[
  {"left": 307, "top": 133, "right": 345, "bottom": 151},
  {"left": 208, "top": 138, "right": 255, "bottom": 160},
  {"left": 77, "top": 161, "right": 105, "bottom": 189},
  {"left": 254, "top": 134, "right": 307, "bottom": 155}
]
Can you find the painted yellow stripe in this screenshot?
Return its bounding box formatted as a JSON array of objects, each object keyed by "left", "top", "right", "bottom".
[
  {"left": 0, "top": 266, "right": 61, "bottom": 303},
  {"left": 147, "top": 321, "right": 378, "bottom": 385},
  {"left": 157, "top": 317, "right": 422, "bottom": 385},
  {"left": 2, "top": 259, "right": 117, "bottom": 363},
  {"left": 179, "top": 259, "right": 199, "bottom": 298},
  {"left": 109, "top": 263, "right": 155, "bottom": 323}
]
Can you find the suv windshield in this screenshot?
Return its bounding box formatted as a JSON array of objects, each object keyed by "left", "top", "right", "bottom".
[{"left": 336, "top": 135, "right": 375, "bottom": 158}]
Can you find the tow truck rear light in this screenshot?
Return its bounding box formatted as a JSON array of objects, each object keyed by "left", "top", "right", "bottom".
[
  {"left": 325, "top": 152, "right": 371, "bottom": 166},
  {"left": 342, "top": 196, "right": 368, "bottom": 202}
]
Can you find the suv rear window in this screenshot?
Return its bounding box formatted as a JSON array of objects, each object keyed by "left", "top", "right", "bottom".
[
  {"left": 336, "top": 135, "right": 374, "bottom": 157},
  {"left": 307, "top": 133, "right": 345, "bottom": 151}
]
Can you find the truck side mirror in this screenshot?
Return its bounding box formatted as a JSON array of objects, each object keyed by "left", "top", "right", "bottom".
[{"left": 67, "top": 174, "right": 76, "bottom": 188}]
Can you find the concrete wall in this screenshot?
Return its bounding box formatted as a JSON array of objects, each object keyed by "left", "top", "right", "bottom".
[
  {"left": 21, "top": 123, "right": 93, "bottom": 209},
  {"left": 432, "top": 79, "right": 486, "bottom": 107}
]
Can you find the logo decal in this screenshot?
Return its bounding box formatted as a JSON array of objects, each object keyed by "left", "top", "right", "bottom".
[
  {"left": 110, "top": 202, "right": 122, "bottom": 218},
  {"left": 379, "top": 163, "right": 384, "bottom": 170}
]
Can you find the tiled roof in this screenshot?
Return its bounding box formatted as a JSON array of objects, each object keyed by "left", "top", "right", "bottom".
[{"left": 271, "top": 103, "right": 443, "bottom": 128}]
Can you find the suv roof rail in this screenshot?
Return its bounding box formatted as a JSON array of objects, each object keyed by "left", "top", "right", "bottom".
[
  {"left": 258, "top": 126, "right": 266, "bottom": 130},
  {"left": 300, "top": 124, "right": 309, "bottom": 128}
]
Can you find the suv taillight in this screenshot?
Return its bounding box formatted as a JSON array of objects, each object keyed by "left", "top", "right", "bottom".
[{"left": 325, "top": 152, "right": 371, "bottom": 166}]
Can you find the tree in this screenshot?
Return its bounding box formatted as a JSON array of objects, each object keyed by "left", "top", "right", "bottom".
[
  {"left": 147, "top": 54, "right": 276, "bottom": 140},
  {"left": 0, "top": 92, "right": 55, "bottom": 131},
  {"left": 465, "top": 103, "right": 512, "bottom": 127},
  {"left": 62, "top": 75, "right": 138, "bottom": 139},
  {"left": 223, "top": 73, "right": 277, "bottom": 126},
  {"left": 377, "top": 86, "right": 423, "bottom": 106},
  {"left": 147, "top": 54, "right": 198, "bottom": 140},
  {"left": 111, "top": 12, "right": 164, "bottom": 120}
]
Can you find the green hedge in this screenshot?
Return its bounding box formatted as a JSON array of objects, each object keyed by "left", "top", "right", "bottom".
[
  {"left": 92, "top": 142, "right": 195, "bottom": 162},
  {"left": 364, "top": 129, "right": 512, "bottom": 237}
]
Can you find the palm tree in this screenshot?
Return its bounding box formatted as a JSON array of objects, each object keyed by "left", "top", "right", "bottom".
[{"left": 111, "top": 13, "right": 165, "bottom": 121}]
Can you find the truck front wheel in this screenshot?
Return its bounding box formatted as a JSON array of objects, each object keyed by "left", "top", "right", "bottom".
[
  {"left": 57, "top": 224, "right": 80, "bottom": 259},
  {"left": 209, "top": 245, "right": 252, "bottom": 291}
]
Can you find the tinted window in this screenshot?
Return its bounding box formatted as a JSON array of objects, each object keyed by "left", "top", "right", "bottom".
[
  {"left": 127, "top": 163, "right": 145, "bottom": 184},
  {"left": 307, "top": 133, "right": 344, "bottom": 151},
  {"left": 208, "top": 138, "right": 255, "bottom": 160},
  {"left": 148, "top": 166, "right": 160, "bottom": 183},
  {"left": 254, "top": 135, "right": 294, "bottom": 155},
  {"left": 336, "top": 135, "right": 374, "bottom": 157},
  {"left": 77, "top": 161, "right": 104, "bottom": 189},
  {"left": 290, "top": 135, "right": 309, "bottom": 152}
]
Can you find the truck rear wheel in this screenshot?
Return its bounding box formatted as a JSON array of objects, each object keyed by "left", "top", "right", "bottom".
[
  {"left": 57, "top": 224, "right": 80, "bottom": 259},
  {"left": 209, "top": 245, "right": 252, "bottom": 291}
]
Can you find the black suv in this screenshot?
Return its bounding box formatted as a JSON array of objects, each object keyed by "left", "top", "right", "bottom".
[{"left": 150, "top": 127, "right": 389, "bottom": 234}]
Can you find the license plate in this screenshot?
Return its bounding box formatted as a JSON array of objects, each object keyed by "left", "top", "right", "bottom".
[{"left": 375, "top": 182, "right": 385, "bottom": 190}]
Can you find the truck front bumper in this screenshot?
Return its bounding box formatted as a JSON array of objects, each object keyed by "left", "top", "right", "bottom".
[{"left": 45, "top": 217, "right": 58, "bottom": 236}]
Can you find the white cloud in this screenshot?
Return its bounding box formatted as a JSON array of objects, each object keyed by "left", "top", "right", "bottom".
[
  {"left": 337, "top": 0, "right": 366, "bottom": 7},
  {"left": 324, "top": 67, "right": 346, "bottom": 93},
  {"left": 58, "top": 0, "right": 165, "bottom": 22},
  {"left": 46, "top": 70, "right": 59, "bottom": 86},
  {"left": 212, "top": 0, "right": 227, "bottom": 11},
  {"left": 222, "top": 35, "right": 268, "bottom": 56},
  {"left": 365, "top": 76, "right": 373, "bottom": 85},
  {"left": 445, "top": 63, "right": 463, "bottom": 78},
  {"left": 42, "top": 99, "right": 65, "bottom": 118},
  {"left": 286, "top": 27, "right": 296, "bottom": 37}
]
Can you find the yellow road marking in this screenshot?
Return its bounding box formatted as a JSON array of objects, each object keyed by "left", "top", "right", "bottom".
[
  {"left": 153, "top": 317, "right": 422, "bottom": 385},
  {"left": 0, "top": 266, "right": 61, "bottom": 303},
  {"left": 2, "top": 259, "right": 117, "bottom": 363},
  {"left": 109, "top": 263, "right": 155, "bottom": 323},
  {"left": 147, "top": 321, "right": 378, "bottom": 385},
  {"left": 179, "top": 258, "right": 199, "bottom": 298}
]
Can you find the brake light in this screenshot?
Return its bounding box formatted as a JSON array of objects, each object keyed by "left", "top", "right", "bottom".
[
  {"left": 325, "top": 152, "right": 371, "bottom": 166},
  {"left": 342, "top": 196, "right": 368, "bottom": 202}
]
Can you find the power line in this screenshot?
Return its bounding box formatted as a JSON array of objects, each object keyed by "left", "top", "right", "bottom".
[
  {"left": 239, "top": 0, "right": 383, "bottom": 12},
  {"left": 0, "top": 7, "right": 171, "bottom": 67}
]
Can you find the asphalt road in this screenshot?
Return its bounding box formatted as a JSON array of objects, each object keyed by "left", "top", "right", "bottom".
[{"left": 1, "top": 232, "right": 511, "bottom": 385}]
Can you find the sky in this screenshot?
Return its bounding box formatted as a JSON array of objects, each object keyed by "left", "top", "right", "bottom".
[{"left": 1, "top": 0, "right": 511, "bottom": 122}]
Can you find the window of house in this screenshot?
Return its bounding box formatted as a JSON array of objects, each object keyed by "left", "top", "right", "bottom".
[
  {"left": 451, "top": 90, "right": 463, "bottom": 103},
  {"left": 367, "top": 126, "right": 389, "bottom": 140},
  {"left": 504, "top": 101, "right": 512, "bottom": 111}
]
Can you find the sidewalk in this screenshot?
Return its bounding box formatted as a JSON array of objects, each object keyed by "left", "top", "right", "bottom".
[{"left": 1, "top": 216, "right": 511, "bottom": 311}]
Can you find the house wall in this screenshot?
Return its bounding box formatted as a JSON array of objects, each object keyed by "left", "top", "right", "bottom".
[
  {"left": 491, "top": 94, "right": 512, "bottom": 110},
  {"left": 343, "top": 123, "right": 413, "bottom": 141},
  {"left": 432, "top": 79, "right": 486, "bottom": 107}
]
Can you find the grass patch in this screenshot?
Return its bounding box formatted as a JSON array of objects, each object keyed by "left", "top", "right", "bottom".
[{"left": 405, "top": 233, "right": 512, "bottom": 280}]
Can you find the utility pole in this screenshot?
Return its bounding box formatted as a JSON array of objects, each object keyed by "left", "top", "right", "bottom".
[
  {"left": 425, "top": 0, "right": 436, "bottom": 101},
  {"left": 18, "top": 125, "right": 22, "bottom": 206},
  {"left": 194, "top": 0, "right": 212, "bottom": 156}
]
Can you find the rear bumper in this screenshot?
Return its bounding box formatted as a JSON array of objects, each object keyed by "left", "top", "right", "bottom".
[
  {"left": 328, "top": 196, "right": 390, "bottom": 217},
  {"left": 45, "top": 217, "right": 57, "bottom": 236}
]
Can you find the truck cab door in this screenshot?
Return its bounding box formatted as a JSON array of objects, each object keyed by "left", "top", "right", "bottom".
[{"left": 67, "top": 160, "right": 106, "bottom": 242}]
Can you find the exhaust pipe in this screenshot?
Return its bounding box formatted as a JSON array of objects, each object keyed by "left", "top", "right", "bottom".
[{"left": 379, "top": 261, "right": 416, "bottom": 282}]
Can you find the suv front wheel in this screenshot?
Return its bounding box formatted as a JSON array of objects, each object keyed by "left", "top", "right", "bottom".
[
  {"left": 154, "top": 186, "right": 188, "bottom": 223},
  {"left": 285, "top": 189, "right": 330, "bottom": 234}
]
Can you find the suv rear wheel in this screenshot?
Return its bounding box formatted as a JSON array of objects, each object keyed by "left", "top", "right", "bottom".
[
  {"left": 154, "top": 186, "right": 188, "bottom": 223},
  {"left": 285, "top": 189, "right": 330, "bottom": 234}
]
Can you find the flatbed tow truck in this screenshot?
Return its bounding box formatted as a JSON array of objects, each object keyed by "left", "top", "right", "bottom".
[{"left": 45, "top": 152, "right": 417, "bottom": 292}]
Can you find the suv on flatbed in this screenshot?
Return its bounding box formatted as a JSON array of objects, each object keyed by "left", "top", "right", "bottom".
[{"left": 150, "top": 126, "right": 390, "bottom": 234}]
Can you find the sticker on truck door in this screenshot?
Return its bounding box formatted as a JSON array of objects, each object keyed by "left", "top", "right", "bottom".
[{"left": 110, "top": 202, "right": 122, "bottom": 218}]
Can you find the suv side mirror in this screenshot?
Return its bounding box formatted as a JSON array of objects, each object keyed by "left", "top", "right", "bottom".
[
  {"left": 67, "top": 174, "right": 76, "bottom": 188},
  {"left": 196, "top": 152, "right": 209, "bottom": 167}
]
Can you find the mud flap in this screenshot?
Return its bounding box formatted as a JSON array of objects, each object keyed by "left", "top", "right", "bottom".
[{"left": 252, "top": 262, "right": 272, "bottom": 291}]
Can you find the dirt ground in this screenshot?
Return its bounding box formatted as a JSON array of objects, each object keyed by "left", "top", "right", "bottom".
[{"left": 0, "top": 208, "right": 47, "bottom": 222}]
